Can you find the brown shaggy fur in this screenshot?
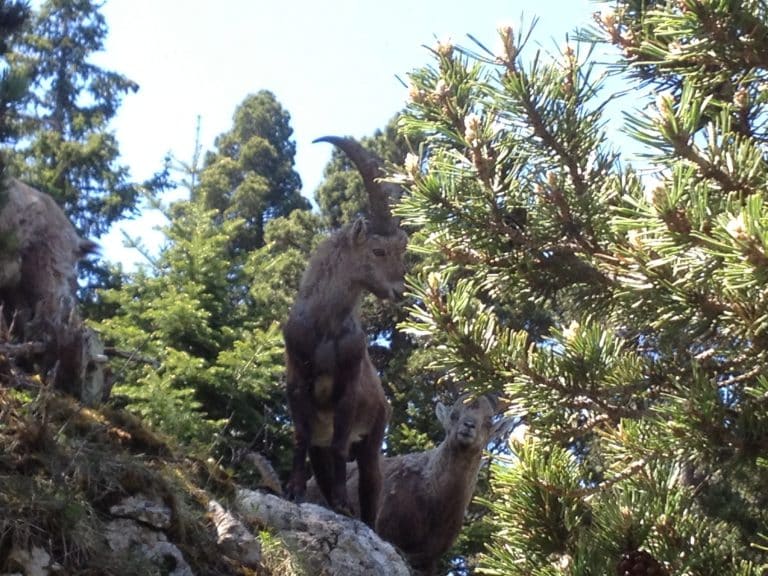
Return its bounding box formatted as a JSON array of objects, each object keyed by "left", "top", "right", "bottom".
[
  {"left": 0, "top": 178, "right": 100, "bottom": 401},
  {"left": 0, "top": 179, "right": 94, "bottom": 322},
  {"left": 283, "top": 215, "right": 406, "bottom": 526}
]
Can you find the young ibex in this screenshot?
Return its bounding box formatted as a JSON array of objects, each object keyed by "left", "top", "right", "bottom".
[
  {"left": 308, "top": 394, "right": 500, "bottom": 575},
  {"left": 0, "top": 178, "right": 105, "bottom": 404},
  {"left": 282, "top": 136, "right": 407, "bottom": 526}
]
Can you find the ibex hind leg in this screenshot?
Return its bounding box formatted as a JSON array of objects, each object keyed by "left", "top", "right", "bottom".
[
  {"left": 285, "top": 372, "right": 313, "bottom": 502},
  {"left": 324, "top": 361, "right": 361, "bottom": 517},
  {"left": 311, "top": 444, "right": 354, "bottom": 517},
  {"left": 355, "top": 412, "right": 387, "bottom": 527},
  {"left": 329, "top": 414, "right": 355, "bottom": 518}
]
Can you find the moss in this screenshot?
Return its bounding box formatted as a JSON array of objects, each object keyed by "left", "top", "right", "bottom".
[{"left": 258, "top": 530, "right": 308, "bottom": 576}]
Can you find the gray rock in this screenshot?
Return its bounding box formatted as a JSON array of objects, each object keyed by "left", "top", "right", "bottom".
[{"left": 235, "top": 488, "right": 411, "bottom": 576}]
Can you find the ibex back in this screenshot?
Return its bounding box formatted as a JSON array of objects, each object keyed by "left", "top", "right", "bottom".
[{"left": 282, "top": 136, "right": 406, "bottom": 526}]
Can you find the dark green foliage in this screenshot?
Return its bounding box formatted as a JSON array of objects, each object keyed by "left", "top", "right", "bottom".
[
  {"left": 98, "top": 199, "right": 247, "bottom": 445},
  {"left": 198, "top": 90, "right": 309, "bottom": 254},
  {"left": 0, "top": 1, "right": 27, "bottom": 53},
  {"left": 0, "top": 0, "right": 29, "bottom": 153},
  {"left": 397, "top": 4, "right": 768, "bottom": 574},
  {"left": 0, "top": 1, "right": 28, "bottom": 264},
  {"left": 245, "top": 207, "right": 324, "bottom": 326}
]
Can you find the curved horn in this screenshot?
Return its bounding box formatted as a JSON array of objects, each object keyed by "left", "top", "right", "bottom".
[{"left": 314, "top": 135, "right": 401, "bottom": 235}]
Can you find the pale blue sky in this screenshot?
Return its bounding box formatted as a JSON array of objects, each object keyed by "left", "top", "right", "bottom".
[{"left": 94, "top": 0, "right": 599, "bottom": 266}]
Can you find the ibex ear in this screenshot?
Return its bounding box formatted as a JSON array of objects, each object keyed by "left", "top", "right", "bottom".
[
  {"left": 484, "top": 393, "right": 500, "bottom": 412},
  {"left": 435, "top": 401, "right": 451, "bottom": 431},
  {"left": 351, "top": 217, "right": 368, "bottom": 246}
]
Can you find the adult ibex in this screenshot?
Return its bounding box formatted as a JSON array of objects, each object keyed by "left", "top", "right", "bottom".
[
  {"left": 307, "top": 394, "right": 501, "bottom": 575},
  {"left": 282, "top": 136, "right": 407, "bottom": 526},
  {"left": 0, "top": 178, "right": 106, "bottom": 405}
]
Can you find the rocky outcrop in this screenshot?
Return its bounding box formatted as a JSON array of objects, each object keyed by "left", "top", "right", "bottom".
[
  {"left": 1, "top": 489, "right": 411, "bottom": 576},
  {"left": 235, "top": 489, "right": 411, "bottom": 576}
]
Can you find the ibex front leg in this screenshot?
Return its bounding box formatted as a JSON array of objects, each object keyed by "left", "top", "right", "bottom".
[
  {"left": 285, "top": 367, "right": 312, "bottom": 502},
  {"left": 327, "top": 361, "right": 360, "bottom": 517}
]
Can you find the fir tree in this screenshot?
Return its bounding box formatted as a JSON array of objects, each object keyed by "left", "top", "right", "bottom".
[
  {"left": 0, "top": 0, "right": 29, "bottom": 259},
  {"left": 397, "top": 3, "right": 768, "bottom": 574},
  {"left": 0, "top": 0, "right": 29, "bottom": 164},
  {"left": 99, "top": 93, "right": 315, "bottom": 476}
]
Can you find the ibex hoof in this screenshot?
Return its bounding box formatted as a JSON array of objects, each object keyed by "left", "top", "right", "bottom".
[
  {"left": 332, "top": 501, "right": 354, "bottom": 518},
  {"left": 285, "top": 482, "right": 306, "bottom": 503}
]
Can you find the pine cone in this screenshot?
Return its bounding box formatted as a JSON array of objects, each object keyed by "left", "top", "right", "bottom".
[{"left": 616, "top": 550, "right": 669, "bottom": 576}]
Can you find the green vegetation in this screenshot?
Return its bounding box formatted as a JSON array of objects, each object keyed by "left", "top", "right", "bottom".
[
  {"left": 399, "top": 1, "right": 768, "bottom": 573},
  {"left": 2, "top": 0, "right": 768, "bottom": 574},
  {"left": 5, "top": 0, "right": 142, "bottom": 238}
]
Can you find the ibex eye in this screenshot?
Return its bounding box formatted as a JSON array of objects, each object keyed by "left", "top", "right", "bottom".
[{"left": 372, "top": 248, "right": 386, "bottom": 257}]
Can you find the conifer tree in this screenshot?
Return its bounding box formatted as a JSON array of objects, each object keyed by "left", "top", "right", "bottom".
[
  {"left": 0, "top": 0, "right": 29, "bottom": 259},
  {"left": 197, "top": 90, "right": 309, "bottom": 255},
  {"left": 397, "top": 2, "right": 768, "bottom": 574},
  {"left": 0, "top": 0, "right": 29, "bottom": 169},
  {"left": 99, "top": 94, "right": 316, "bottom": 475}
]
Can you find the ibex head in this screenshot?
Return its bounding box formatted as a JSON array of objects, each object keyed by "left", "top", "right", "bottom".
[
  {"left": 342, "top": 216, "right": 407, "bottom": 301},
  {"left": 436, "top": 394, "right": 497, "bottom": 451}
]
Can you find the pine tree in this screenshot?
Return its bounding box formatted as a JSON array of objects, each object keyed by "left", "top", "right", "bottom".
[
  {"left": 397, "top": 3, "right": 768, "bottom": 574},
  {"left": 0, "top": 0, "right": 29, "bottom": 255},
  {"left": 0, "top": 0, "right": 29, "bottom": 214},
  {"left": 0, "top": 0, "right": 29, "bottom": 168}
]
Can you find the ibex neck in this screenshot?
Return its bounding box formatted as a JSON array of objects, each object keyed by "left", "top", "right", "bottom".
[
  {"left": 427, "top": 442, "right": 482, "bottom": 504},
  {"left": 299, "top": 274, "right": 363, "bottom": 333},
  {"left": 296, "top": 232, "right": 368, "bottom": 333}
]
